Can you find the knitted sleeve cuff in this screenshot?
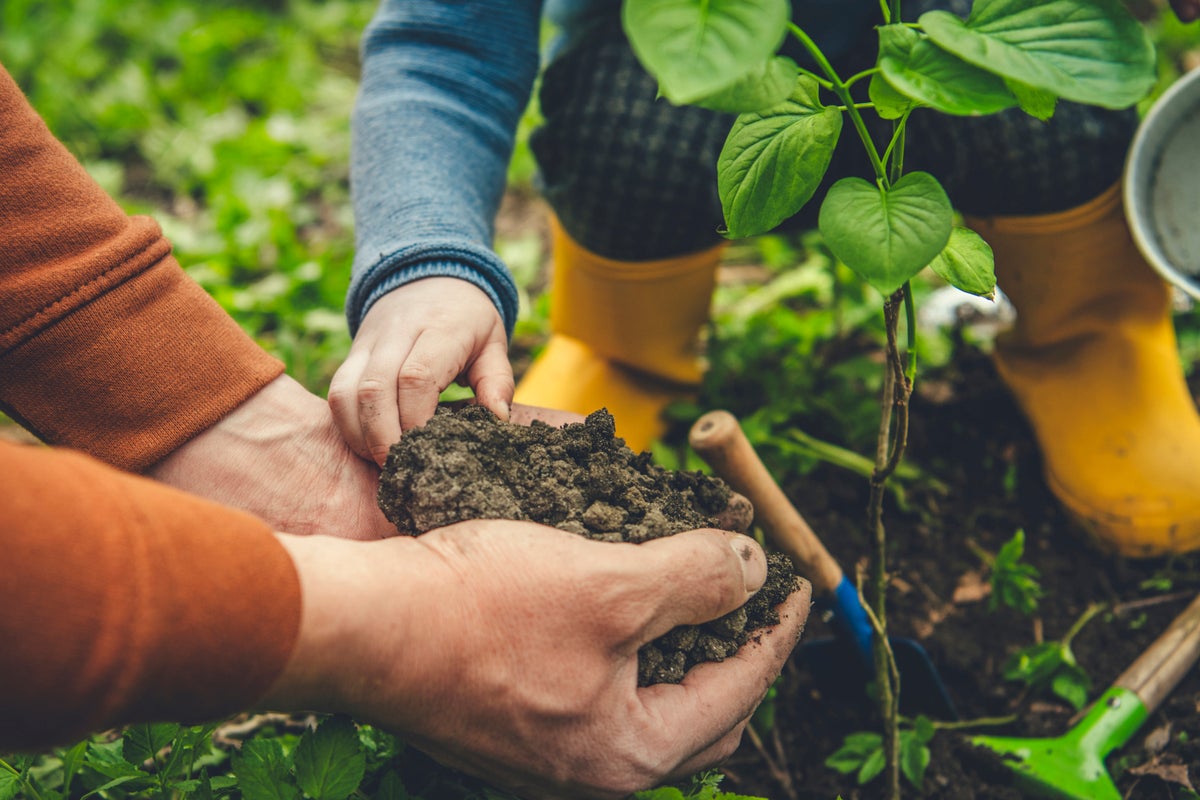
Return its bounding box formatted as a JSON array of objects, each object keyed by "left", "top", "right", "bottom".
[{"left": 346, "top": 242, "right": 519, "bottom": 338}]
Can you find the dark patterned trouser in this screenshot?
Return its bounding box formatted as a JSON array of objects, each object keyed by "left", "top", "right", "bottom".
[{"left": 529, "top": 0, "right": 1139, "bottom": 261}]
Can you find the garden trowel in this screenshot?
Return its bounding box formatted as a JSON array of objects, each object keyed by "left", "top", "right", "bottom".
[
  {"left": 972, "top": 590, "right": 1200, "bottom": 799},
  {"left": 689, "top": 410, "right": 957, "bottom": 720}
]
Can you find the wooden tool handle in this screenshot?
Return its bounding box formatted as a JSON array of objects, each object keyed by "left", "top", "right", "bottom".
[
  {"left": 1114, "top": 591, "right": 1200, "bottom": 714},
  {"left": 689, "top": 410, "right": 844, "bottom": 594}
]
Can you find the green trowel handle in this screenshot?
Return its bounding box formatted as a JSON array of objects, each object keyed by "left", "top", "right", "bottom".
[{"left": 1113, "top": 591, "right": 1200, "bottom": 714}]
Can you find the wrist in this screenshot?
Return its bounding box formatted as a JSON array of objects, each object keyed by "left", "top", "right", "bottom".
[
  {"left": 258, "top": 533, "right": 439, "bottom": 724},
  {"left": 147, "top": 374, "right": 327, "bottom": 479},
  {"left": 148, "top": 375, "right": 390, "bottom": 537}
]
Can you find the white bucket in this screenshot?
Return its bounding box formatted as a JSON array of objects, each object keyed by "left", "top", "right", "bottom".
[{"left": 1125, "top": 67, "right": 1200, "bottom": 300}]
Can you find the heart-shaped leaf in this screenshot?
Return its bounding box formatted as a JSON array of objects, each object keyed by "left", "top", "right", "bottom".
[
  {"left": 877, "top": 24, "right": 1016, "bottom": 116},
  {"left": 818, "top": 172, "right": 953, "bottom": 295},
  {"left": 622, "top": 0, "right": 789, "bottom": 105},
  {"left": 920, "top": 0, "right": 1155, "bottom": 109},
  {"left": 693, "top": 56, "right": 799, "bottom": 113},
  {"left": 718, "top": 76, "right": 843, "bottom": 239},
  {"left": 930, "top": 227, "right": 996, "bottom": 298}
]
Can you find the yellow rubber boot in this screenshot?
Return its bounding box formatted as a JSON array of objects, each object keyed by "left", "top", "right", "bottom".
[
  {"left": 968, "top": 183, "right": 1200, "bottom": 556},
  {"left": 514, "top": 217, "right": 724, "bottom": 451}
]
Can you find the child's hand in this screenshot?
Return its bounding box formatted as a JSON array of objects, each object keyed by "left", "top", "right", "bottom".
[{"left": 330, "top": 278, "right": 514, "bottom": 464}]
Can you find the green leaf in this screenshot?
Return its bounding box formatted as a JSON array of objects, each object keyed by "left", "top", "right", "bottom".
[
  {"left": 913, "top": 715, "right": 936, "bottom": 745},
  {"left": 818, "top": 172, "right": 953, "bottom": 295},
  {"left": 857, "top": 746, "right": 886, "bottom": 785},
  {"left": 375, "top": 771, "right": 413, "bottom": 800},
  {"left": 929, "top": 227, "right": 996, "bottom": 298},
  {"left": 1052, "top": 665, "right": 1092, "bottom": 710},
  {"left": 693, "top": 57, "right": 799, "bottom": 113},
  {"left": 622, "top": 0, "right": 790, "bottom": 104},
  {"left": 234, "top": 738, "right": 300, "bottom": 800},
  {"left": 82, "top": 774, "right": 157, "bottom": 799},
  {"left": 59, "top": 740, "right": 88, "bottom": 797},
  {"left": 868, "top": 71, "right": 912, "bottom": 120},
  {"left": 1002, "top": 641, "right": 1065, "bottom": 686},
  {"left": 1005, "top": 77, "right": 1057, "bottom": 120},
  {"left": 900, "top": 733, "right": 931, "bottom": 790},
  {"left": 920, "top": 0, "right": 1156, "bottom": 109},
  {"left": 633, "top": 788, "right": 686, "bottom": 800},
  {"left": 0, "top": 769, "right": 20, "bottom": 800},
  {"left": 123, "top": 722, "right": 181, "bottom": 766},
  {"left": 997, "top": 528, "right": 1026, "bottom": 565},
  {"left": 193, "top": 772, "right": 215, "bottom": 800},
  {"left": 293, "top": 716, "right": 366, "bottom": 800},
  {"left": 718, "top": 76, "right": 843, "bottom": 239},
  {"left": 877, "top": 25, "right": 1016, "bottom": 116},
  {"left": 824, "top": 731, "right": 882, "bottom": 774},
  {"left": 84, "top": 740, "right": 143, "bottom": 780}
]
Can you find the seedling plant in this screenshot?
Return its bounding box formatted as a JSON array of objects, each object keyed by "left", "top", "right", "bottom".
[
  {"left": 975, "top": 528, "right": 1045, "bottom": 616},
  {"left": 620, "top": 0, "right": 1157, "bottom": 795}
]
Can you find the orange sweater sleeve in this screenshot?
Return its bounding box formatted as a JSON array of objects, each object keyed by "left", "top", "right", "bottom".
[
  {"left": 0, "top": 64, "right": 284, "bottom": 473},
  {"left": 0, "top": 439, "right": 302, "bottom": 750}
]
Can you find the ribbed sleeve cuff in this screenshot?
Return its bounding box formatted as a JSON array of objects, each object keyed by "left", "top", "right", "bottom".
[{"left": 347, "top": 242, "right": 519, "bottom": 339}]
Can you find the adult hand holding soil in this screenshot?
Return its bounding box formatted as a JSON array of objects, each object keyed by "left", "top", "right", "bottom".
[
  {"left": 265, "top": 520, "right": 811, "bottom": 799},
  {"left": 330, "top": 278, "right": 514, "bottom": 464},
  {"left": 148, "top": 374, "right": 394, "bottom": 538}
]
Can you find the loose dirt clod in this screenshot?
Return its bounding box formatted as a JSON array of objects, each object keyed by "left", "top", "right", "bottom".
[{"left": 378, "top": 405, "right": 798, "bottom": 685}]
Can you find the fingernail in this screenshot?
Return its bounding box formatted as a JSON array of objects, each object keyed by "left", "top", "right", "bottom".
[
  {"left": 497, "top": 399, "right": 511, "bottom": 421},
  {"left": 725, "top": 531, "right": 766, "bottom": 593}
]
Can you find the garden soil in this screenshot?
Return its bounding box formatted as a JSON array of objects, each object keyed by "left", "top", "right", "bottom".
[
  {"left": 703, "top": 347, "right": 1200, "bottom": 800},
  {"left": 377, "top": 405, "right": 800, "bottom": 686}
]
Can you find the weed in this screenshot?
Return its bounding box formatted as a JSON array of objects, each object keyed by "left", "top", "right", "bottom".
[
  {"left": 825, "top": 715, "right": 935, "bottom": 791},
  {"left": 973, "top": 529, "right": 1045, "bottom": 616},
  {"left": 1002, "top": 603, "right": 1104, "bottom": 711}
]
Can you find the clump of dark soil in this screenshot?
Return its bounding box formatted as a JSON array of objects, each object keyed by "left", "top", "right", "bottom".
[{"left": 377, "top": 405, "right": 800, "bottom": 686}]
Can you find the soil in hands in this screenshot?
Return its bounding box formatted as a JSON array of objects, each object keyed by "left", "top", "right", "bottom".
[{"left": 377, "top": 405, "right": 800, "bottom": 686}]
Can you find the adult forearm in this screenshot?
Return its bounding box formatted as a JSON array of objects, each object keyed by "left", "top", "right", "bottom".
[
  {"left": 346, "top": 0, "right": 543, "bottom": 337},
  {"left": 0, "top": 63, "right": 282, "bottom": 472},
  {"left": 0, "top": 441, "right": 300, "bottom": 750}
]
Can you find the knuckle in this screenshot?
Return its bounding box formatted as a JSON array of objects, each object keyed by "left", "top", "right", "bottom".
[
  {"left": 326, "top": 383, "right": 354, "bottom": 415},
  {"left": 396, "top": 360, "right": 439, "bottom": 392},
  {"left": 355, "top": 377, "right": 390, "bottom": 406}
]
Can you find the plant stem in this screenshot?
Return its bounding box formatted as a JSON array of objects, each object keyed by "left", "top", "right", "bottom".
[
  {"left": 843, "top": 67, "right": 880, "bottom": 89},
  {"left": 1063, "top": 602, "right": 1105, "bottom": 648},
  {"left": 790, "top": 24, "right": 888, "bottom": 183},
  {"left": 880, "top": 111, "right": 912, "bottom": 176},
  {"left": 795, "top": 66, "right": 835, "bottom": 91},
  {"left": 865, "top": 291, "right": 910, "bottom": 800},
  {"left": 903, "top": 281, "right": 917, "bottom": 384},
  {"left": 930, "top": 714, "right": 1020, "bottom": 731}
]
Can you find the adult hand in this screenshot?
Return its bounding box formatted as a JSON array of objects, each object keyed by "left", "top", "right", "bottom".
[
  {"left": 1170, "top": 0, "right": 1200, "bottom": 21},
  {"left": 148, "top": 374, "right": 394, "bottom": 539},
  {"left": 265, "top": 522, "right": 811, "bottom": 799},
  {"left": 330, "top": 278, "right": 514, "bottom": 465}
]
